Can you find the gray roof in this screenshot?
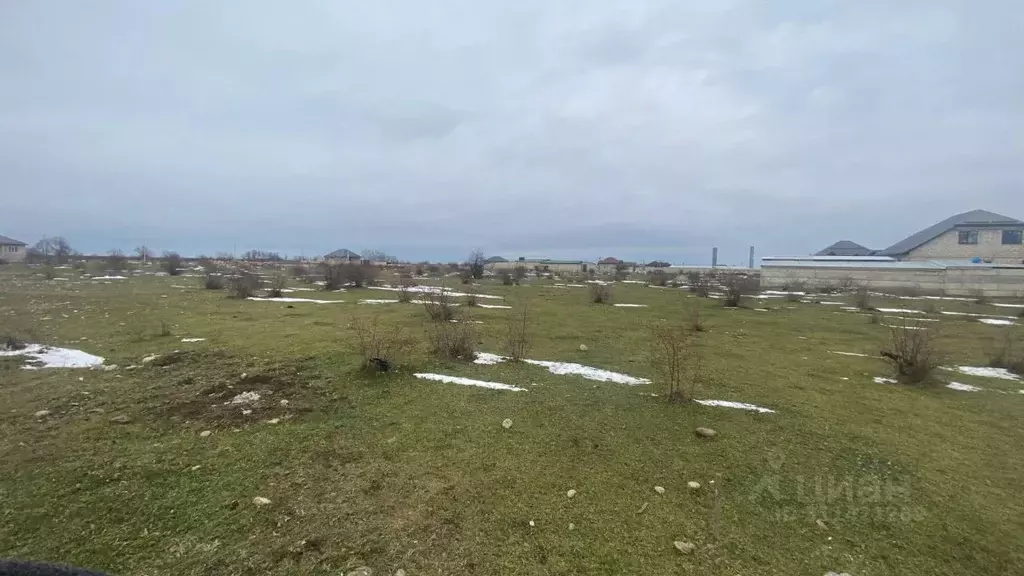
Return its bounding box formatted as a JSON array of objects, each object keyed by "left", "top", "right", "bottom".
[
  {"left": 877, "top": 209, "right": 1023, "bottom": 256},
  {"left": 0, "top": 234, "right": 26, "bottom": 246},
  {"left": 814, "top": 240, "right": 873, "bottom": 256},
  {"left": 325, "top": 248, "right": 360, "bottom": 259},
  {"left": 485, "top": 256, "right": 508, "bottom": 263}
]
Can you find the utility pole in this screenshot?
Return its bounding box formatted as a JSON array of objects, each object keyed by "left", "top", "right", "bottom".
[{"left": 748, "top": 246, "right": 755, "bottom": 269}]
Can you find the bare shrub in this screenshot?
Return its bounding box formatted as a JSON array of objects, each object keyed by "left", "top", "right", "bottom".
[
  {"left": 41, "top": 266, "right": 56, "bottom": 280},
  {"left": 880, "top": 320, "right": 940, "bottom": 384},
  {"left": 423, "top": 290, "right": 457, "bottom": 322},
  {"left": 922, "top": 300, "right": 937, "bottom": 314},
  {"left": 428, "top": 318, "right": 476, "bottom": 360},
  {"left": 785, "top": 280, "right": 806, "bottom": 293},
  {"left": 2, "top": 333, "right": 27, "bottom": 351},
  {"left": 464, "top": 289, "right": 479, "bottom": 307},
  {"left": 458, "top": 269, "right": 473, "bottom": 284},
  {"left": 163, "top": 252, "right": 183, "bottom": 276},
  {"left": 649, "top": 269, "right": 669, "bottom": 287},
  {"left": 970, "top": 288, "right": 989, "bottom": 305},
  {"left": 513, "top": 266, "right": 528, "bottom": 284},
  {"left": 227, "top": 272, "right": 260, "bottom": 299},
  {"left": 854, "top": 286, "right": 872, "bottom": 310},
  {"left": 868, "top": 312, "right": 880, "bottom": 325},
  {"left": 589, "top": 283, "right": 612, "bottom": 304},
  {"left": 352, "top": 315, "right": 415, "bottom": 372},
  {"left": 690, "top": 306, "right": 705, "bottom": 332},
  {"left": 500, "top": 271, "right": 514, "bottom": 285},
  {"left": 690, "top": 272, "right": 713, "bottom": 297},
  {"left": 650, "top": 323, "right": 702, "bottom": 402},
  {"left": 106, "top": 249, "right": 128, "bottom": 272},
  {"left": 722, "top": 275, "right": 757, "bottom": 307},
  {"left": 989, "top": 327, "right": 1024, "bottom": 376},
  {"left": 321, "top": 263, "right": 378, "bottom": 290},
  {"left": 267, "top": 274, "right": 288, "bottom": 298},
  {"left": 468, "top": 249, "right": 486, "bottom": 279},
  {"left": 203, "top": 273, "right": 224, "bottom": 290},
  {"left": 785, "top": 293, "right": 802, "bottom": 303},
  {"left": 199, "top": 258, "right": 218, "bottom": 273},
  {"left": 837, "top": 275, "right": 856, "bottom": 291},
  {"left": 504, "top": 302, "right": 532, "bottom": 361},
  {"left": 158, "top": 321, "right": 171, "bottom": 337},
  {"left": 289, "top": 264, "right": 307, "bottom": 279},
  {"left": 396, "top": 279, "right": 414, "bottom": 303}
]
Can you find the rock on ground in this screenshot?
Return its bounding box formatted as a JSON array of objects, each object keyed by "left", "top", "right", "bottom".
[
  {"left": 695, "top": 427, "right": 717, "bottom": 438},
  {"left": 654, "top": 486, "right": 666, "bottom": 494},
  {"left": 33, "top": 410, "right": 51, "bottom": 418},
  {"left": 199, "top": 430, "right": 212, "bottom": 437},
  {"left": 687, "top": 481, "right": 701, "bottom": 490},
  {"left": 347, "top": 568, "right": 372, "bottom": 576},
  {"left": 674, "top": 541, "right": 696, "bottom": 554},
  {"left": 109, "top": 415, "right": 132, "bottom": 424},
  {"left": 566, "top": 489, "right": 577, "bottom": 498},
  {"left": 501, "top": 418, "right": 513, "bottom": 429},
  {"left": 252, "top": 496, "right": 271, "bottom": 506}
]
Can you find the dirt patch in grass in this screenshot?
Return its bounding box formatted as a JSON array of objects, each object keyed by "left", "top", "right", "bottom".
[{"left": 143, "top": 350, "right": 325, "bottom": 427}]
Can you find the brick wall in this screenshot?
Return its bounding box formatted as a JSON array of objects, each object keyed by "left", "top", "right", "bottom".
[{"left": 906, "top": 229, "right": 1024, "bottom": 264}]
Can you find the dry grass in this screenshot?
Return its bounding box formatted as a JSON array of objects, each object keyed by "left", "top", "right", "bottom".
[
  {"left": 352, "top": 315, "right": 415, "bottom": 372},
  {"left": 428, "top": 317, "right": 476, "bottom": 360},
  {"left": 650, "top": 322, "right": 702, "bottom": 402}
]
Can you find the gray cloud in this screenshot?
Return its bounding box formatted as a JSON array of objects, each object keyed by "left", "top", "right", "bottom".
[{"left": 2, "top": 0, "right": 1022, "bottom": 264}]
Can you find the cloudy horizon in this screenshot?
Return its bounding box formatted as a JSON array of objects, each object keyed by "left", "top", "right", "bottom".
[{"left": 2, "top": 1, "right": 1022, "bottom": 265}]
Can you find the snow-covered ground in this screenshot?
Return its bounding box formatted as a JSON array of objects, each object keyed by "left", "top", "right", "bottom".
[
  {"left": 414, "top": 373, "right": 525, "bottom": 391},
  {"left": 0, "top": 344, "right": 104, "bottom": 369},
  {"left": 473, "top": 352, "right": 650, "bottom": 385},
  {"left": 247, "top": 297, "right": 344, "bottom": 304},
  {"left": 694, "top": 399, "right": 775, "bottom": 413}
]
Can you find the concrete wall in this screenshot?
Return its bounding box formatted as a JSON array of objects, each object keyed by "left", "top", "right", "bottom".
[
  {"left": 491, "top": 261, "right": 587, "bottom": 274},
  {"left": 906, "top": 229, "right": 1024, "bottom": 264},
  {"left": 761, "top": 264, "right": 1024, "bottom": 298},
  {"left": 1, "top": 244, "right": 26, "bottom": 263}
]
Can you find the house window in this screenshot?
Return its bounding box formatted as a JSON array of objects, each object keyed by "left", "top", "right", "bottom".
[
  {"left": 958, "top": 231, "right": 978, "bottom": 245},
  {"left": 1002, "top": 230, "right": 1023, "bottom": 245}
]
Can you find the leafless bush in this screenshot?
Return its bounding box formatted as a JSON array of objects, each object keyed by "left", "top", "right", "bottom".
[
  {"left": 881, "top": 320, "right": 940, "bottom": 384},
  {"left": 199, "top": 258, "right": 218, "bottom": 273},
  {"left": 500, "top": 271, "right": 514, "bottom": 285},
  {"left": 158, "top": 321, "right": 171, "bottom": 337},
  {"left": 837, "top": 275, "right": 856, "bottom": 291},
  {"left": 321, "top": 263, "right": 379, "bottom": 290},
  {"left": 396, "top": 279, "right": 414, "bottom": 303},
  {"left": 203, "top": 273, "right": 224, "bottom": 290},
  {"left": 650, "top": 323, "right": 703, "bottom": 402},
  {"left": 855, "top": 286, "right": 872, "bottom": 310},
  {"left": 352, "top": 315, "right": 415, "bottom": 372},
  {"left": 465, "top": 289, "right": 479, "bottom": 307},
  {"left": 106, "top": 249, "right": 128, "bottom": 272},
  {"left": 589, "top": 283, "right": 612, "bottom": 304},
  {"left": 504, "top": 302, "right": 532, "bottom": 360},
  {"left": 690, "top": 306, "right": 705, "bottom": 332},
  {"left": 784, "top": 280, "right": 806, "bottom": 293},
  {"left": 2, "top": 333, "right": 27, "bottom": 351},
  {"left": 970, "top": 288, "right": 989, "bottom": 305},
  {"left": 722, "top": 275, "right": 757, "bottom": 307},
  {"left": 423, "top": 290, "right": 457, "bottom": 322},
  {"left": 785, "top": 292, "right": 802, "bottom": 303},
  {"left": 227, "top": 272, "right": 260, "bottom": 299},
  {"left": 41, "top": 266, "right": 56, "bottom": 280},
  {"left": 649, "top": 269, "right": 669, "bottom": 286},
  {"left": 289, "top": 264, "right": 307, "bottom": 278},
  {"left": 690, "top": 272, "right": 713, "bottom": 297},
  {"left": 267, "top": 274, "right": 288, "bottom": 298},
  {"left": 459, "top": 269, "right": 473, "bottom": 284},
  {"left": 163, "top": 252, "right": 183, "bottom": 276},
  {"left": 513, "top": 266, "right": 528, "bottom": 284},
  {"left": 428, "top": 318, "right": 476, "bottom": 360},
  {"left": 989, "top": 327, "right": 1024, "bottom": 376},
  {"left": 868, "top": 312, "right": 880, "bottom": 325}
]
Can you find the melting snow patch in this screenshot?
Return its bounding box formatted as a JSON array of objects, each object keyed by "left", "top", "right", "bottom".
[
  {"left": 875, "top": 308, "right": 926, "bottom": 314},
  {"left": 474, "top": 352, "right": 506, "bottom": 365},
  {"left": 979, "top": 318, "right": 1015, "bottom": 326},
  {"left": 883, "top": 315, "right": 939, "bottom": 322},
  {"left": 818, "top": 301, "right": 846, "bottom": 305},
  {"left": 477, "top": 303, "right": 512, "bottom": 309},
  {"left": 882, "top": 324, "right": 927, "bottom": 330},
  {"left": 940, "top": 311, "right": 1017, "bottom": 319},
  {"left": 370, "top": 285, "right": 503, "bottom": 299},
  {"left": 359, "top": 299, "right": 400, "bottom": 304},
  {"left": 991, "top": 302, "right": 1024, "bottom": 308},
  {"left": 414, "top": 373, "right": 525, "bottom": 391},
  {"left": 523, "top": 359, "right": 650, "bottom": 385},
  {"left": 0, "top": 344, "right": 105, "bottom": 369},
  {"left": 873, "top": 377, "right": 897, "bottom": 384},
  {"left": 947, "top": 366, "right": 1020, "bottom": 380},
  {"left": 829, "top": 351, "right": 874, "bottom": 358},
  {"left": 694, "top": 399, "right": 775, "bottom": 413},
  {"left": 946, "top": 382, "right": 982, "bottom": 392},
  {"left": 181, "top": 338, "right": 206, "bottom": 342},
  {"left": 246, "top": 297, "right": 343, "bottom": 304},
  {"left": 92, "top": 275, "right": 128, "bottom": 280},
  {"left": 760, "top": 290, "right": 806, "bottom": 296},
  {"left": 613, "top": 303, "right": 648, "bottom": 307}
]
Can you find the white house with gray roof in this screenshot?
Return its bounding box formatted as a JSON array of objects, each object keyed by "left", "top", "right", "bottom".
[
  {"left": 0, "top": 234, "right": 27, "bottom": 263},
  {"left": 876, "top": 209, "right": 1024, "bottom": 264}
]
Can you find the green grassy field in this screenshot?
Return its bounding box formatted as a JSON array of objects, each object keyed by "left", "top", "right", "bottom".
[{"left": 2, "top": 266, "right": 1023, "bottom": 575}]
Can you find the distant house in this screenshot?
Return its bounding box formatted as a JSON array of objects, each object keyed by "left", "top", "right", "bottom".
[
  {"left": 597, "top": 257, "right": 623, "bottom": 274},
  {"left": 324, "top": 248, "right": 362, "bottom": 263},
  {"left": 815, "top": 240, "right": 874, "bottom": 257},
  {"left": 484, "top": 256, "right": 509, "bottom": 271},
  {"left": 491, "top": 257, "right": 588, "bottom": 274},
  {"left": 875, "top": 209, "right": 1024, "bottom": 264},
  {"left": 0, "top": 234, "right": 27, "bottom": 263}
]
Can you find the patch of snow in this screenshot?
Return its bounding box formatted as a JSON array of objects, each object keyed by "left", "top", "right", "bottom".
[
  {"left": 946, "top": 382, "right": 982, "bottom": 392},
  {"left": 979, "top": 318, "right": 1016, "bottom": 326},
  {"left": 370, "top": 285, "right": 503, "bottom": 299},
  {"left": 477, "top": 303, "right": 512, "bottom": 309},
  {"left": 940, "top": 311, "right": 1018, "bottom": 319},
  {"left": 246, "top": 297, "right": 343, "bottom": 304},
  {"left": 829, "top": 351, "right": 874, "bottom": 358},
  {"left": 875, "top": 308, "right": 926, "bottom": 314},
  {"left": 523, "top": 359, "right": 650, "bottom": 385},
  {"left": 694, "top": 399, "right": 775, "bottom": 413},
  {"left": 414, "top": 373, "right": 525, "bottom": 391},
  {"left": 947, "top": 366, "right": 1020, "bottom": 380},
  {"left": 840, "top": 306, "right": 860, "bottom": 311},
  {"left": 760, "top": 290, "right": 806, "bottom": 296},
  {"left": 92, "top": 275, "right": 128, "bottom": 280},
  {"left": 0, "top": 344, "right": 104, "bottom": 369},
  {"left": 567, "top": 284, "right": 586, "bottom": 288},
  {"left": 613, "top": 303, "right": 648, "bottom": 308},
  {"left": 883, "top": 315, "right": 939, "bottom": 322},
  {"left": 873, "top": 377, "right": 897, "bottom": 384},
  {"left": 620, "top": 280, "right": 646, "bottom": 284},
  {"left": 359, "top": 299, "right": 400, "bottom": 304},
  {"left": 818, "top": 301, "right": 846, "bottom": 305},
  {"left": 991, "top": 302, "right": 1024, "bottom": 308},
  {"left": 882, "top": 324, "right": 927, "bottom": 330},
  {"left": 181, "top": 338, "right": 206, "bottom": 342},
  {"left": 474, "top": 352, "right": 507, "bottom": 365},
  {"left": 228, "top": 391, "right": 261, "bottom": 404}
]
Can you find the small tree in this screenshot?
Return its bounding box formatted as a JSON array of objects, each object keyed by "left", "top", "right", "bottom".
[
  {"left": 468, "top": 249, "right": 486, "bottom": 280},
  {"left": 690, "top": 272, "right": 712, "bottom": 297},
  {"left": 135, "top": 245, "right": 152, "bottom": 263},
  {"left": 289, "top": 263, "right": 308, "bottom": 279},
  {"left": 513, "top": 266, "right": 528, "bottom": 284},
  {"left": 504, "top": 301, "right": 532, "bottom": 361},
  {"left": 163, "top": 252, "right": 183, "bottom": 276},
  {"left": 650, "top": 322, "right": 702, "bottom": 402},
  {"left": 106, "top": 249, "right": 128, "bottom": 272},
  {"left": 226, "top": 272, "right": 260, "bottom": 299},
  {"left": 589, "top": 283, "right": 612, "bottom": 304},
  {"left": 396, "top": 279, "right": 414, "bottom": 303},
  {"left": 854, "top": 286, "right": 872, "bottom": 310},
  {"left": 722, "top": 275, "right": 757, "bottom": 307},
  {"left": 352, "top": 315, "right": 415, "bottom": 372},
  {"left": 267, "top": 274, "right": 288, "bottom": 298},
  {"left": 880, "top": 320, "right": 940, "bottom": 384},
  {"left": 500, "top": 271, "right": 514, "bottom": 285}
]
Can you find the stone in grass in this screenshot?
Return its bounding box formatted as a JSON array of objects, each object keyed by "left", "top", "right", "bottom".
[
  {"left": 33, "top": 410, "right": 51, "bottom": 418},
  {"left": 687, "top": 481, "right": 701, "bottom": 490},
  {"left": 502, "top": 418, "right": 513, "bottom": 429},
  {"left": 673, "top": 540, "right": 696, "bottom": 554},
  {"left": 579, "top": 344, "right": 589, "bottom": 351},
  {"left": 825, "top": 573, "right": 851, "bottom": 576},
  {"left": 394, "top": 570, "right": 406, "bottom": 576},
  {"left": 566, "top": 489, "right": 577, "bottom": 499},
  {"left": 109, "top": 414, "right": 133, "bottom": 424},
  {"left": 654, "top": 486, "right": 666, "bottom": 495},
  {"left": 347, "top": 568, "right": 373, "bottom": 576},
  {"left": 252, "top": 496, "right": 272, "bottom": 506},
  {"left": 199, "top": 430, "right": 213, "bottom": 437},
  {"left": 695, "top": 427, "right": 717, "bottom": 438}
]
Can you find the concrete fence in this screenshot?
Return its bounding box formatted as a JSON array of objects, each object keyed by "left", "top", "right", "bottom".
[{"left": 761, "top": 263, "right": 1024, "bottom": 298}]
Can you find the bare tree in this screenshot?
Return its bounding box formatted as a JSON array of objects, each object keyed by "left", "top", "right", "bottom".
[
  {"left": 135, "top": 246, "right": 152, "bottom": 263},
  {"left": 650, "top": 322, "right": 703, "bottom": 402},
  {"left": 162, "top": 252, "right": 183, "bottom": 276},
  {"left": 504, "top": 301, "right": 532, "bottom": 360},
  {"left": 106, "top": 249, "right": 127, "bottom": 271},
  {"left": 468, "top": 249, "right": 486, "bottom": 279},
  {"left": 362, "top": 249, "right": 397, "bottom": 264}
]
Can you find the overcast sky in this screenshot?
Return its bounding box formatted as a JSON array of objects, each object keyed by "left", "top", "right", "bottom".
[{"left": 2, "top": 1, "right": 1022, "bottom": 264}]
